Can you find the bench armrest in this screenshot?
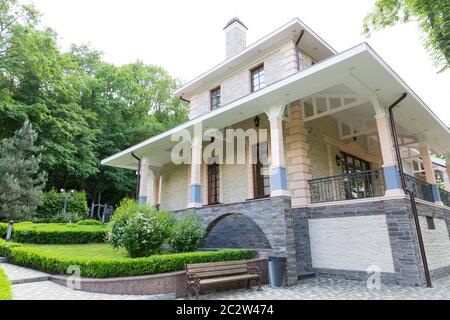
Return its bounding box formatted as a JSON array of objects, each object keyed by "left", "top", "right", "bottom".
[
  {"left": 248, "top": 266, "right": 262, "bottom": 276},
  {"left": 186, "top": 271, "right": 201, "bottom": 286}
]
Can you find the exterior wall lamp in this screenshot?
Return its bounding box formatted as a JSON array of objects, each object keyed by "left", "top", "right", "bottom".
[
  {"left": 335, "top": 154, "right": 341, "bottom": 166},
  {"left": 254, "top": 116, "right": 260, "bottom": 128}
]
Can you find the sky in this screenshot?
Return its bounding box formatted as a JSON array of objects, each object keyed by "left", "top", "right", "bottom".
[{"left": 30, "top": 0, "right": 449, "bottom": 124}]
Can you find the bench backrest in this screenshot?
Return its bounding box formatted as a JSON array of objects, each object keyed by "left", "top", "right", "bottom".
[{"left": 186, "top": 260, "right": 249, "bottom": 279}]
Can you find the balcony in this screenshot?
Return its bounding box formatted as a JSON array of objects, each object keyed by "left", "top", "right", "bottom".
[
  {"left": 308, "top": 169, "right": 385, "bottom": 204},
  {"left": 309, "top": 169, "right": 450, "bottom": 206}
]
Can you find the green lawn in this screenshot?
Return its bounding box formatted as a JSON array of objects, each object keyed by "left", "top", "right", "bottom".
[{"left": 24, "top": 243, "right": 129, "bottom": 259}]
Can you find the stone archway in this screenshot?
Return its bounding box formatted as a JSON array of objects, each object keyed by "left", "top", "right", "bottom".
[{"left": 201, "top": 213, "right": 272, "bottom": 249}]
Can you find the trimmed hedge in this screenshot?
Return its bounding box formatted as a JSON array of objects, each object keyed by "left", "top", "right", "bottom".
[
  {"left": 36, "top": 189, "right": 89, "bottom": 222},
  {"left": 0, "top": 223, "right": 6, "bottom": 238},
  {"left": 0, "top": 267, "right": 12, "bottom": 300},
  {"left": 6, "top": 223, "right": 108, "bottom": 244},
  {"left": 2, "top": 241, "right": 257, "bottom": 278}
]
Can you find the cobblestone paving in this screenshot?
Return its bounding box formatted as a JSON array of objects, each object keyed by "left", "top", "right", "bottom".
[{"left": 202, "top": 276, "right": 450, "bottom": 300}]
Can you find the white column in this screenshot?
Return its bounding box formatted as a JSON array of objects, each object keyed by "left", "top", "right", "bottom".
[
  {"left": 374, "top": 113, "right": 403, "bottom": 196},
  {"left": 445, "top": 154, "right": 450, "bottom": 191},
  {"left": 266, "top": 104, "right": 290, "bottom": 197},
  {"left": 189, "top": 133, "right": 202, "bottom": 207}
]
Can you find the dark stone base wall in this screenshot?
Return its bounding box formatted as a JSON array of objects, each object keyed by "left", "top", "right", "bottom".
[
  {"left": 201, "top": 213, "right": 271, "bottom": 249},
  {"left": 292, "top": 198, "right": 433, "bottom": 287}
]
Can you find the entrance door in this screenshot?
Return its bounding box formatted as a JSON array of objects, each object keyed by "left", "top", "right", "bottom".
[{"left": 340, "top": 152, "right": 373, "bottom": 199}]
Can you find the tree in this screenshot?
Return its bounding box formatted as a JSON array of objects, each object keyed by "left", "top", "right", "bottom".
[
  {"left": 363, "top": 0, "right": 450, "bottom": 71},
  {"left": 0, "top": 120, "right": 46, "bottom": 220}
]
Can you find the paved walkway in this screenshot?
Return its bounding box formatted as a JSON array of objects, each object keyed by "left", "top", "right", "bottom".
[
  {"left": 202, "top": 276, "right": 450, "bottom": 300},
  {"left": 3, "top": 261, "right": 450, "bottom": 300},
  {"left": 0, "top": 262, "right": 174, "bottom": 300}
]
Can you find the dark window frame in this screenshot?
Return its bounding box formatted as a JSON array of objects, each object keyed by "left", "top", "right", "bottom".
[
  {"left": 207, "top": 162, "right": 220, "bottom": 205},
  {"left": 252, "top": 142, "right": 270, "bottom": 199},
  {"left": 250, "top": 64, "right": 265, "bottom": 93},
  {"left": 210, "top": 86, "right": 221, "bottom": 111}
]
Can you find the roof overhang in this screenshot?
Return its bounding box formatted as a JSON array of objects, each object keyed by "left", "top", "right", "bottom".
[
  {"left": 174, "top": 18, "right": 337, "bottom": 100},
  {"left": 102, "top": 43, "right": 450, "bottom": 170}
]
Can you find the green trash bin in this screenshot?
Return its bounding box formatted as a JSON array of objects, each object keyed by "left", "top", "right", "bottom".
[{"left": 268, "top": 256, "right": 287, "bottom": 288}]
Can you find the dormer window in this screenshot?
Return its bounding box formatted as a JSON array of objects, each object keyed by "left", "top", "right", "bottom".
[
  {"left": 251, "top": 64, "right": 265, "bottom": 93},
  {"left": 211, "top": 87, "right": 221, "bottom": 110}
]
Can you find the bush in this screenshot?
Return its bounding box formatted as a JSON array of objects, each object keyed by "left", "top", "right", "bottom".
[
  {"left": 5, "top": 242, "right": 257, "bottom": 278},
  {"left": 0, "top": 267, "right": 12, "bottom": 300},
  {"left": 77, "top": 220, "right": 102, "bottom": 226},
  {"left": 50, "top": 212, "right": 83, "bottom": 223},
  {"left": 170, "top": 212, "right": 205, "bottom": 252},
  {"left": 0, "top": 223, "right": 7, "bottom": 238},
  {"left": 109, "top": 199, "right": 174, "bottom": 257},
  {"left": 8, "top": 222, "right": 108, "bottom": 244},
  {"left": 0, "top": 239, "right": 23, "bottom": 256},
  {"left": 35, "top": 189, "right": 89, "bottom": 222}
]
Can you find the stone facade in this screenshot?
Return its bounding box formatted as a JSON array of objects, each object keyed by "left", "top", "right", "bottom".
[
  {"left": 291, "top": 198, "right": 450, "bottom": 286},
  {"left": 175, "top": 196, "right": 299, "bottom": 285}
]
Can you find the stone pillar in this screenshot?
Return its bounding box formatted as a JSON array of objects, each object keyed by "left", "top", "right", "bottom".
[
  {"left": 152, "top": 169, "right": 162, "bottom": 208},
  {"left": 285, "top": 102, "right": 311, "bottom": 207},
  {"left": 138, "top": 157, "right": 150, "bottom": 205},
  {"left": 419, "top": 144, "right": 442, "bottom": 204},
  {"left": 266, "top": 105, "right": 289, "bottom": 197},
  {"left": 374, "top": 113, "right": 403, "bottom": 196},
  {"left": 189, "top": 134, "right": 203, "bottom": 208}
]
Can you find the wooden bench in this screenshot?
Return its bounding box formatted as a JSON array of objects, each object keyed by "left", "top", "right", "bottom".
[{"left": 185, "top": 260, "right": 262, "bottom": 299}]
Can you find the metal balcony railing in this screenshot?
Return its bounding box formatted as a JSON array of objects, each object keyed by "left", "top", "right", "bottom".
[
  {"left": 439, "top": 188, "right": 450, "bottom": 207},
  {"left": 404, "top": 174, "right": 434, "bottom": 203},
  {"left": 308, "top": 169, "right": 385, "bottom": 204}
]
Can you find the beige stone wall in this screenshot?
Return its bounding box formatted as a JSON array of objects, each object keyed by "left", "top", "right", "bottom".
[
  {"left": 160, "top": 163, "right": 189, "bottom": 211},
  {"left": 188, "top": 40, "right": 298, "bottom": 119}
]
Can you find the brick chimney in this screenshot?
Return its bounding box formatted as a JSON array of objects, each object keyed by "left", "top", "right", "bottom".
[{"left": 224, "top": 17, "right": 248, "bottom": 59}]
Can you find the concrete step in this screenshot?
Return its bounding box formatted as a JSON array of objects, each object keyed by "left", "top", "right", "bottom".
[{"left": 0, "top": 263, "right": 49, "bottom": 285}]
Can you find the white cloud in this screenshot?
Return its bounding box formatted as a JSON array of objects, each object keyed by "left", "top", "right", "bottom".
[{"left": 31, "top": 0, "right": 450, "bottom": 124}]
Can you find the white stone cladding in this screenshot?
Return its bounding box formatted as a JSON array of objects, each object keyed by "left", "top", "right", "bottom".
[
  {"left": 160, "top": 163, "right": 189, "bottom": 211},
  {"left": 308, "top": 215, "right": 395, "bottom": 272},
  {"left": 419, "top": 217, "right": 450, "bottom": 270},
  {"left": 225, "top": 24, "right": 247, "bottom": 59}
]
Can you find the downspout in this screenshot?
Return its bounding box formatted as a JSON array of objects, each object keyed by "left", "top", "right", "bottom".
[
  {"left": 295, "top": 30, "right": 305, "bottom": 71},
  {"left": 388, "top": 92, "right": 432, "bottom": 288},
  {"left": 131, "top": 152, "right": 141, "bottom": 201},
  {"left": 179, "top": 96, "right": 190, "bottom": 104}
]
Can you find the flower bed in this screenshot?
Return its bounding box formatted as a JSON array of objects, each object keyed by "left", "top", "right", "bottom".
[
  {"left": 0, "top": 239, "right": 257, "bottom": 278},
  {"left": 0, "top": 267, "right": 12, "bottom": 300},
  {"left": 0, "top": 222, "right": 108, "bottom": 244}
]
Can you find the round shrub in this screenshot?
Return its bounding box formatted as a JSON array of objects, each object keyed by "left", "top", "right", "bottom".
[
  {"left": 109, "top": 199, "right": 174, "bottom": 258},
  {"left": 170, "top": 212, "right": 205, "bottom": 252}
]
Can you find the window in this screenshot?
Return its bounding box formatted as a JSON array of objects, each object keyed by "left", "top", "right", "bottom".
[
  {"left": 251, "top": 64, "right": 265, "bottom": 92},
  {"left": 210, "top": 87, "right": 221, "bottom": 110},
  {"left": 340, "top": 152, "right": 370, "bottom": 174},
  {"left": 253, "top": 142, "right": 270, "bottom": 198},
  {"left": 207, "top": 162, "right": 220, "bottom": 204},
  {"left": 426, "top": 216, "right": 435, "bottom": 230}
]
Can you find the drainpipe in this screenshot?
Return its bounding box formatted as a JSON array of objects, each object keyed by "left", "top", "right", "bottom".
[
  {"left": 179, "top": 96, "right": 190, "bottom": 104},
  {"left": 131, "top": 152, "right": 141, "bottom": 201},
  {"left": 295, "top": 30, "right": 305, "bottom": 71},
  {"left": 388, "top": 92, "right": 432, "bottom": 288}
]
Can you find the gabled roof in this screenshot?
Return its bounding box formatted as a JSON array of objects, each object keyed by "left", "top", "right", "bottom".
[
  {"left": 102, "top": 43, "right": 450, "bottom": 170},
  {"left": 174, "top": 18, "right": 337, "bottom": 100}
]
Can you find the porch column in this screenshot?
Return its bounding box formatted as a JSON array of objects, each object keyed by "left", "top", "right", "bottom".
[
  {"left": 138, "top": 157, "right": 150, "bottom": 205},
  {"left": 151, "top": 168, "right": 162, "bottom": 208},
  {"left": 189, "top": 133, "right": 203, "bottom": 207},
  {"left": 374, "top": 113, "right": 403, "bottom": 196},
  {"left": 419, "top": 143, "right": 442, "bottom": 204},
  {"left": 445, "top": 154, "right": 450, "bottom": 191},
  {"left": 154, "top": 174, "right": 162, "bottom": 209},
  {"left": 266, "top": 105, "right": 290, "bottom": 197}
]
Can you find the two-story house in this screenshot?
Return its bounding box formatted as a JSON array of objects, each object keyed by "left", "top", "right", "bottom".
[{"left": 102, "top": 18, "right": 450, "bottom": 287}]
